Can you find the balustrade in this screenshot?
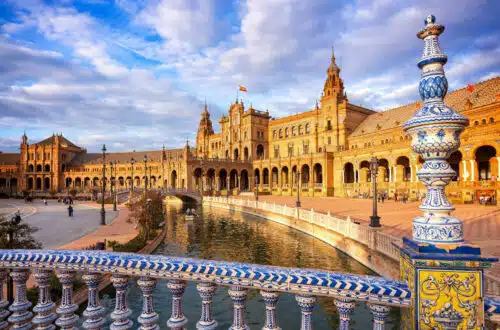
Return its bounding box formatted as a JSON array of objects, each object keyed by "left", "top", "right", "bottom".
[{"left": 0, "top": 249, "right": 412, "bottom": 329}]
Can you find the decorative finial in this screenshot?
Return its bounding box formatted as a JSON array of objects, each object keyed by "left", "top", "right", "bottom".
[
  {"left": 315, "top": 100, "right": 319, "bottom": 110},
  {"left": 403, "top": 15, "right": 468, "bottom": 244}
]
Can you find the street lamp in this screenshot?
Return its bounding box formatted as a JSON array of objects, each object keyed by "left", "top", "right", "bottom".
[
  {"left": 112, "top": 161, "right": 117, "bottom": 211},
  {"left": 100, "top": 144, "right": 106, "bottom": 226},
  {"left": 254, "top": 175, "right": 259, "bottom": 202},
  {"left": 149, "top": 166, "right": 152, "bottom": 189},
  {"left": 296, "top": 171, "right": 301, "bottom": 208},
  {"left": 226, "top": 176, "right": 230, "bottom": 200},
  {"left": 130, "top": 157, "right": 135, "bottom": 196},
  {"left": 143, "top": 154, "right": 148, "bottom": 198},
  {"left": 369, "top": 156, "right": 381, "bottom": 228}
]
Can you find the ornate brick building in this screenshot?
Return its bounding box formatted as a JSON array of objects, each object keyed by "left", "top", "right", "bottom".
[{"left": 0, "top": 54, "right": 499, "bottom": 202}]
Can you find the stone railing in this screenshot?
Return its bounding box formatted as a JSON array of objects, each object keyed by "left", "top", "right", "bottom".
[
  {"left": 0, "top": 249, "right": 411, "bottom": 329},
  {"left": 203, "top": 196, "right": 500, "bottom": 296}
]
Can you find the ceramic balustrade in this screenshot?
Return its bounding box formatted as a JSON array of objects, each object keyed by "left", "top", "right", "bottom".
[{"left": 0, "top": 249, "right": 411, "bottom": 330}]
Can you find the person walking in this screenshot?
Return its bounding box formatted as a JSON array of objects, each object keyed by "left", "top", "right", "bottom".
[
  {"left": 394, "top": 192, "right": 398, "bottom": 202},
  {"left": 68, "top": 205, "right": 73, "bottom": 217},
  {"left": 43, "top": 199, "right": 47, "bottom": 206}
]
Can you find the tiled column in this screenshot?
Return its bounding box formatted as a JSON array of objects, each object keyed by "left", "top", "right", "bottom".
[
  {"left": 167, "top": 280, "right": 187, "bottom": 329},
  {"left": 33, "top": 269, "right": 57, "bottom": 330},
  {"left": 368, "top": 304, "right": 390, "bottom": 330},
  {"left": 261, "top": 290, "right": 280, "bottom": 330},
  {"left": 110, "top": 275, "right": 133, "bottom": 330},
  {"left": 196, "top": 282, "right": 217, "bottom": 330},
  {"left": 0, "top": 270, "right": 9, "bottom": 330},
  {"left": 295, "top": 294, "right": 315, "bottom": 330},
  {"left": 228, "top": 286, "right": 249, "bottom": 330},
  {"left": 8, "top": 269, "right": 32, "bottom": 330},
  {"left": 82, "top": 273, "right": 105, "bottom": 329},
  {"left": 334, "top": 298, "right": 355, "bottom": 330},
  {"left": 137, "top": 276, "right": 159, "bottom": 330},
  {"left": 55, "top": 270, "right": 79, "bottom": 330}
]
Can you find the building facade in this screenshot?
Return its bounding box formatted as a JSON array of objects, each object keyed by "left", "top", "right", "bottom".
[{"left": 1, "top": 54, "right": 499, "bottom": 202}]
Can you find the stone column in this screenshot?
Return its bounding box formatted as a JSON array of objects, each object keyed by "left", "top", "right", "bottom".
[
  {"left": 110, "top": 275, "right": 133, "bottom": 330},
  {"left": 470, "top": 159, "right": 476, "bottom": 181},
  {"left": 167, "top": 280, "right": 187, "bottom": 330},
  {"left": 137, "top": 276, "right": 159, "bottom": 330},
  {"left": 8, "top": 269, "right": 32, "bottom": 330},
  {"left": 33, "top": 269, "right": 57, "bottom": 330},
  {"left": 261, "top": 290, "right": 280, "bottom": 330},
  {"left": 55, "top": 270, "right": 79, "bottom": 330},
  {"left": 333, "top": 298, "right": 355, "bottom": 330},
  {"left": 196, "top": 282, "right": 217, "bottom": 330},
  {"left": 0, "top": 270, "right": 8, "bottom": 330},
  {"left": 368, "top": 304, "right": 390, "bottom": 330},
  {"left": 228, "top": 286, "right": 249, "bottom": 330},
  {"left": 82, "top": 273, "right": 105, "bottom": 330},
  {"left": 295, "top": 295, "right": 315, "bottom": 330}
]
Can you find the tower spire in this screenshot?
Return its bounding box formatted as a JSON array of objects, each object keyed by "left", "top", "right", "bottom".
[{"left": 403, "top": 15, "right": 468, "bottom": 244}]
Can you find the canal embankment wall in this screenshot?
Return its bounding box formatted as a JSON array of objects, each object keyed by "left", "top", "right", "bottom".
[{"left": 203, "top": 197, "right": 401, "bottom": 280}]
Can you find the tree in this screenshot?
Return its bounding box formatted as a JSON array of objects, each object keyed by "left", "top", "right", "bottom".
[
  {"left": 0, "top": 215, "right": 42, "bottom": 249},
  {"left": 127, "top": 191, "right": 164, "bottom": 240}
]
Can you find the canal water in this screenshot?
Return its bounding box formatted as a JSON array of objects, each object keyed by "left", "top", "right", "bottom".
[{"left": 101, "top": 203, "right": 400, "bottom": 329}]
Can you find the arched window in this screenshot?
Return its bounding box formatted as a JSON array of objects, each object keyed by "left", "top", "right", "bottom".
[
  {"left": 292, "top": 126, "right": 296, "bottom": 136},
  {"left": 299, "top": 125, "right": 303, "bottom": 135},
  {"left": 279, "top": 129, "right": 283, "bottom": 138},
  {"left": 489, "top": 117, "right": 495, "bottom": 123},
  {"left": 273, "top": 130, "right": 277, "bottom": 139},
  {"left": 305, "top": 123, "right": 310, "bottom": 134},
  {"left": 285, "top": 128, "right": 289, "bottom": 137},
  {"left": 474, "top": 121, "right": 479, "bottom": 126}
]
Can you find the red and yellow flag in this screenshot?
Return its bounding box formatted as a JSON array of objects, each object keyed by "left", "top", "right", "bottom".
[
  {"left": 239, "top": 85, "right": 247, "bottom": 92},
  {"left": 467, "top": 83, "right": 475, "bottom": 93}
]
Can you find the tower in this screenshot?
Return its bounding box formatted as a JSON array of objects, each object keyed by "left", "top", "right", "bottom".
[
  {"left": 196, "top": 102, "right": 214, "bottom": 158},
  {"left": 320, "top": 50, "right": 348, "bottom": 150},
  {"left": 19, "top": 132, "right": 28, "bottom": 190}
]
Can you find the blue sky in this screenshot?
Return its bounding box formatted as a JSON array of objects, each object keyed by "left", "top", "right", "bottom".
[{"left": 0, "top": 0, "right": 499, "bottom": 153}]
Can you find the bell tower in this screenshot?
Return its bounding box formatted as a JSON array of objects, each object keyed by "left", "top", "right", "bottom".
[
  {"left": 320, "top": 49, "right": 348, "bottom": 150},
  {"left": 196, "top": 101, "right": 214, "bottom": 158}
]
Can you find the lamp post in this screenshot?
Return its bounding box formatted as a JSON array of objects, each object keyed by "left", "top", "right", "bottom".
[
  {"left": 112, "top": 161, "right": 117, "bottom": 211},
  {"left": 143, "top": 154, "right": 148, "bottom": 198},
  {"left": 369, "top": 156, "right": 381, "bottom": 228},
  {"left": 254, "top": 175, "right": 259, "bottom": 202},
  {"left": 200, "top": 160, "right": 204, "bottom": 199},
  {"left": 130, "top": 157, "right": 135, "bottom": 196},
  {"left": 226, "top": 176, "right": 230, "bottom": 200},
  {"left": 149, "top": 166, "right": 152, "bottom": 189},
  {"left": 296, "top": 171, "right": 301, "bottom": 208},
  {"left": 100, "top": 144, "right": 106, "bottom": 226}
]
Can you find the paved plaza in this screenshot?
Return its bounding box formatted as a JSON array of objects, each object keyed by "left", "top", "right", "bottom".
[
  {"left": 239, "top": 195, "right": 500, "bottom": 276},
  {"left": 0, "top": 199, "right": 119, "bottom": 249}
]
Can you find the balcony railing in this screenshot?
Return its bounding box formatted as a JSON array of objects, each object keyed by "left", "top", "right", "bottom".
[{"left": 0, "top": 249, "right": 411, "bottom": 329}]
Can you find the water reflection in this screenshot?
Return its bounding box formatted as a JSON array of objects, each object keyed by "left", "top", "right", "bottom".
[{"left": 99, "top": 203, "right": 400, "bottom": 329}]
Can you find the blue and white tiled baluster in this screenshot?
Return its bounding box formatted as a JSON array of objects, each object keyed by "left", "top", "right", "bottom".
[
  {"left": 0, "top": 270, "right": 9, "bottom": 330},
  {"left": 368, "top": 304, "right": 390, "bottom": 330},
  {"left": 195, "top": 282, "right": 217, "bottom": 330},
  {"left": 55, "top": 270, "right": 79, "bottom": 330},
  {"left": 261, "top": 290, "right": 281, "bottom": 330},
  {"left": 137, "top": 276, "right": 159, "bottom": 330},
  {"left": 228, "top": 286, "right": 250, "bottom": 330},
  {"left": 110, "top": 275, "right": 133, "bottom": 330},
  {"left": 333, "top": 297, "right": 356, "bottom": 330},
  {"left": 295, "top": 294, "right": 316, "bottom": 330},
  {"left": 8, "top": 269, "right": 33, "bottom": 330},
  {"left": 167, "top": 280, "right": 188, "bottom": 329},
  {"left": 403, "top": 14, "right": 469, "bottom": 244},
  {"left": 33, "top": 269, "right": 57, "bottom": 330},
  {"left": 82, "top": 272, "right": 106, "bottom": 329}
]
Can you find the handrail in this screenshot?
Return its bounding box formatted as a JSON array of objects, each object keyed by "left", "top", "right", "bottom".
[{"left": 0, "top": 249, "right": 410, "bottom": 307}]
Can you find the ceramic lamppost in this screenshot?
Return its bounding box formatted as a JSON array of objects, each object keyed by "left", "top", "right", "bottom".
[{"left": 398, "top": 15, "right": 497, "bottom": 330}]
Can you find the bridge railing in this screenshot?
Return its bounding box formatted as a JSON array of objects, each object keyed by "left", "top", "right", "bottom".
[
  {"left": 0, "top": 249, "right": 411, "bottom": 329},
  {"left": 203, "top": 196, "right": 500, "bottom": 297}
]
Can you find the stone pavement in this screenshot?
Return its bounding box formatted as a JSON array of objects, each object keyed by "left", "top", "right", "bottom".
[
  {"left": 58, "top": 203, "right": 137, "bottom": 250},
  {"left": 239, "top": 195, "right": 500, "bottom": 277}
]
